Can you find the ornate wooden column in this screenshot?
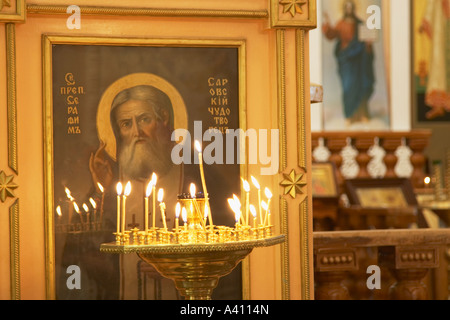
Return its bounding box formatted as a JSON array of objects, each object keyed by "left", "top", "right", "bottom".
[{"left": 0, "top": 0, "right": 25, "bottom": 301}]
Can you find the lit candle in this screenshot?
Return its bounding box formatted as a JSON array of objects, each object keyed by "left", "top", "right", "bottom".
[
  {"left": 243, "top": 179, "right": 250, "bottom": 226},
  {"left": 122, "top": 181, "right": 131, "bottom": 233},
  {"left": 195, "top": 140, "right": 213, "bottom": 226},
  {"left": 182, "top": 207, "right": 188, "bottom": 231},
  {"left": 65, "top": 187, "right": 74, "bottom": 224},
  {"left": 264, "top": 187, "right": 272, "bottom": 226},
  {"left": 251, "top": 176, "right": 262, "bottom": 224},
  {"left": 145, "top": 181, "right": 153, "bottom": 232},
  {"left": 158, "top": 188, "right": 167, "bottom": 230},
  {"left": 232, "top": 194, "right": 245, "bottom": 225},
  {"left": 89, "top": 197, "right": 97, "bottom": 223},
  {"left": 424, "top": 176, "right": 431, "bottom": 188},
  {"left": 151, "top": 173, "right": 157, "bottom": 229},
  {"left": 249, "top": 204, "right": 257, "bottom": 228},
  {"left": 175, "top": 202, "right": 181, "bottom": 232},
  {"left": 73, "top": 201, "right": 81, "bottom": 223},
  {"left": 56, "top": 205, "right": 62, "bottom": 224},
  {"left": 227, "top": 198, "right": 238, "bottom": 226},
  {"left": 97, "top": 182, "right": 105, "bottom": 224},
  {"left": 116, "top": 183, "right": 122, "bottom": 234},
  {"left": 261, "top": 201, "right": 268, "bottom": 227},
  {"left": 82, "top": 203, "right": 90, "bottom": 225}
]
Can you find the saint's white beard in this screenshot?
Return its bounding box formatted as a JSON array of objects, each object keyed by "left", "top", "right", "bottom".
[{"left": 118, "top": 138, "right": 172, "bottom": 180}]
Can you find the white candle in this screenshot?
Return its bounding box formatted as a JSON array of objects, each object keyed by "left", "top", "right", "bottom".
[
  {"left": 73, "top": 201, "right": 81, "bottom": 223},
  {"left": 145, "top": 181, "right": 152, "bottom": 232},
  {"left": 175, "top": 202, "right": 181, "bottom": 232},
  {"left": 116, "top": 182, "right": 122, "bottom": 234},
  {"left": 89, "top": 197, "right": 97, "bottom": 223},
  {"left": 182, "top": 207, "right": 188, "bottom": 231},
  {"left": 249, "top": 204, "right": 257, "bottom": 228},
  {"left": 195, "top": 140, "right": 213, "bottom": 226},
  {"left": 82, "top": 203, "right": 90, "bottom": 225},
  {"left": 158, "top": 188, "right": 167, "bottom": 230},
  {"left": 97, "top": 182, "right": 105, "bottom": 224},
  {"left": 251, "top": 176, "right": 262, "bottom": 224},
  {"left": 243, "top": 179, "right": 250, "bottom": 226},
  {"left": 261, "top": 200, "right": 268, "bottom": 227},
  {"left": 233, "top": 194, "right": 245, "bottom": 225},
  {"left": 151, "top": 173, "right": 157, "bottom": 229},
  {"left": 264, "top": 187, "right": 272, "bottom": 226},
  {"left": 122, "top": 181, "right": 131, "bottom": 233}
]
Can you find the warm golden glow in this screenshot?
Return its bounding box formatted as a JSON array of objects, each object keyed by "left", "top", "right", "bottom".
[
  {"left": 82, "top": 203, "right": 89, "bottom": 213},
  {"left": 249, "top": 204, "right": 257, "bottom": 218},
  {"left": 73, "top": 202, "right": 80, "bottom": 213},
  {"left": 175, "top": 202, "right": 181, "bottom": 218},
  {"left": 65, "top": 187, "right": 74, "bottom": 201},
  {"left": 146, "top": 181, "right": 152, "bottom": 197},
  {"left": 251, "top": 176, "right": 260, "bottom": 189},
  {"left": 124, "top": 181, "right": 132, "bottom": 196},
  {"left": 265, "top": 187, "right": 272, "bottom": 199},
  {"left": 195, "top": 140, "right": 202, "bottom": 153},
  {"left": 97, "top": 182, "right": 104, "bottom": 193},
  {"left": 190, "top": 183, "right": 196, "bottom": 198},
  {"left": 243, "top": 179, "right": 250, "bottom": 192},
  {"left": 116, "top": 182, "right": 123, "bottom": 195},
  {"left": 158, "top": 188, "right": 164, "bottom": 202},
  {"left": 89, "top": 197, "right": 96, "bottom": 209},
  {"left": 56, "top": 205, "right": 62, "bottom": 217}
]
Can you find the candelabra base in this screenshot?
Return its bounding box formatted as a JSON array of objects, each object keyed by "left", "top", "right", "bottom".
[{"left": 100, "top": 235, "right": 285, "bottom": 300}]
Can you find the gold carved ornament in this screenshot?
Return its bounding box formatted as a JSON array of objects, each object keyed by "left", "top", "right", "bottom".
[
  {"left": 0, "top": 0, "right": 10, "bottom": 11},
  {"left": 280, "top": 169, "right": 307, "bottom": 199},
  {"left": 0, "top": 170, "right": 18, "bottom": 203},
  {"left": 279, "top": 0, "right": 307, "bottom": 17}
]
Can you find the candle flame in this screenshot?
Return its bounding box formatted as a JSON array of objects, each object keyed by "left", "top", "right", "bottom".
[
  {"left": 204, "top": 202, "right": 209, "bottom": 219},
  {"left": 89, "top": 197, "right": 96, "bottom": 209},
  {"left": 97, "top": 182, "right": 104, "bottom": 193},
  {"left": 82, "top": 203, "right": 89, "bottom": 213},
  {"left": 56, "top": 205, "right": 62, "bottom": 217},
  {"left": 73, "top": 202, "right": 80, "bottom": 213},
  {"left": 261, "top": 200, "right": 268, "bottom": 211},
  {"left": 227, "top": 198, "right": 236, "bottom": 212},
  {"left": 232, "top": 194, "right": 241, "bottom": 209},
  {"left": 250, "top": 204, "right": 257, "bottom": 217},
  {"left": 116, "top": 182, "right": 123, "bottom": 195},
  {"left": 65, "top": 187, "right": 74, "bottom": 201},
  {"left": 194, "top": 140, "right": 202, "bottom": 153},
  {"left": 150, "top": 172, "right": 157, "bottom": 185},
  {"left": 243, "top": 179, "right": 250, "bottom": 192},
  {"left": 264, "top": 187, "right": 272, "bottom": 199},
  {"left": 251, "top": 176, "right": 260, "bottom": 189},
  {"left": 124, "top": 181, "right": 132, "bottom": 196},
  {"left": 190, "top": 183, "right": 196, "bottom": 198},
  {"left": 146, "top": 181, "right": 153, "bottom": 197},
  {"left": 182, "top": 207, "right": 187, "bottom": 223},
  {"left": 424, "top": 176, "right": 431, "bottom": 185},
  {"left": 157, "top": 188, "right": 164, "bottom": 202},
  {"left": 175, "top": 202, "right": 181, "bottom": 218},
  {"left": 234, "top": 208, "right": 241, "bottom": 223}
]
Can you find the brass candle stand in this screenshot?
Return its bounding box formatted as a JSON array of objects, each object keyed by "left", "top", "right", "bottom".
[{"left": 100, "top": 192, "right": 285, "bottom": 300}]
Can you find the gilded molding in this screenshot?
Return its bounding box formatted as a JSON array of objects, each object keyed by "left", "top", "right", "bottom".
[
  {"left": 27, "top": 4, "right": 268, "bottom": 19},
  {"left": 9, "top": 199, "right": 20, "bottom": 300},
  {"left": 276, "top": 29, "right": 287, "bottom": 173},
  {"left": 6, "top": 23, "right": 18, "bottom": 175},
  {"left": 0, "top": 0, "right": 25, "bottom": 22},
  {"left": 299, "top": 198, "right": 310, "bottom": 300},
  {"left": 279, "top": 196, "right": 289, "bottom": 300},
  {"left": 296, "top": 29, "right": 306, "bottom": 171}
]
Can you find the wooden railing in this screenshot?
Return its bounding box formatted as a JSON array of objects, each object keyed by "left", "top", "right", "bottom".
[
  {"left": 311, "top": 130, "right": 432, "bottom": 190},
  {"left": 313, "top": 229, "right": 450, "bottom": 300}
]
